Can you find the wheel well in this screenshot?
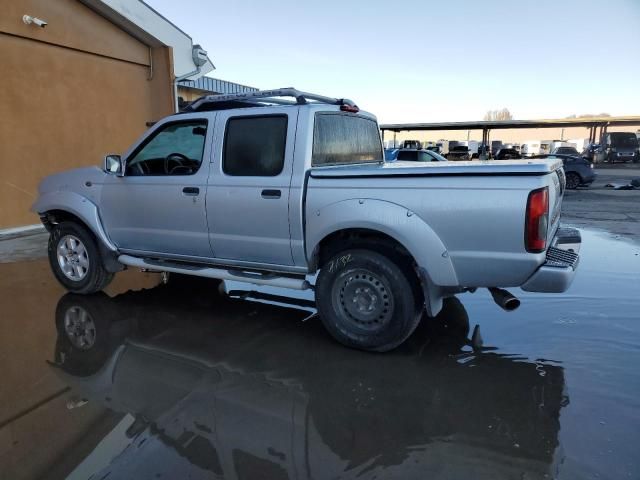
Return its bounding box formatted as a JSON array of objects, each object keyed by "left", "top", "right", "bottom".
[
  {"left": 312, "top": 229, "right": 415, "bottom": 272},
  {"left": 41, "top": 210, "right": 90, "bottom": 233},
  {"left": 42, "top": 209, "right": 124, "bottom": 273}
]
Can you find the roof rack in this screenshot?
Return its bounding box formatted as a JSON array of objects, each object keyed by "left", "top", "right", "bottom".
[{"left": 184, "top": 87, "right": 358, "bottom": 112}]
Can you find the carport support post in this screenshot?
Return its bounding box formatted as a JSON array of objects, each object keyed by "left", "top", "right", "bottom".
[{"left": 480, "top": 128, "right": 489, "bottom": 159}]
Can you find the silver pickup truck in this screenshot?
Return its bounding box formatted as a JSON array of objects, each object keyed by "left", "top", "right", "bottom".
[{"left": 33, "top": 88, "right": 581, "bottom": 351}]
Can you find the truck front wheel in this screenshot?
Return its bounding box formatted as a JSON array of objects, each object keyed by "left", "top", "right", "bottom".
[
  {"left": 315, "top": 249, "right": 423, "bottom": 352},
  {"left": 48, "top": 221, "right": 114, "bottom": 294}
]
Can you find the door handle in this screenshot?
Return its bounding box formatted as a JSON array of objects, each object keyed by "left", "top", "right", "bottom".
[
  {"left": 182, "top": 187, "right": 200, "bottom": 196},
  {"left": 261, "top": 189, "right": 281, "bottom": 199}
]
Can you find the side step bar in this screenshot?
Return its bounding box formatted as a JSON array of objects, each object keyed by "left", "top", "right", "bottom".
[{"left": 118, "top": 255, "right": 311, "bottom": 291}]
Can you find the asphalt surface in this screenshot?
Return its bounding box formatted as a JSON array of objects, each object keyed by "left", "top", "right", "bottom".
[
  {"left": 562, "top": 167, "right": 640, "bottom": 239},
  {"left": 0, "top": 166, "right": 639, "bottom": 479}
]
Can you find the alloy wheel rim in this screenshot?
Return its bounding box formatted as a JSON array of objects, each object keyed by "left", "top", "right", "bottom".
[
  {"left": 63, "top": 306, "right": 96, "bottom": 350},
  {"left": 57, "top": 235, "right": 90, "bottom": 281},
  {"left": 567, "top": 175, "right": 579, "bottom": 189}
]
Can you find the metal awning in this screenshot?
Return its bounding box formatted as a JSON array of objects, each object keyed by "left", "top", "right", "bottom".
[{"left": 380, "top": 116, "right": 640, "bottom": 132}]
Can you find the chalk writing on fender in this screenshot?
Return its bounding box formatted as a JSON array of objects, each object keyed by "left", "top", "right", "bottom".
[{"left": 328, "top": 254, "right": 353, "bottom": 273}]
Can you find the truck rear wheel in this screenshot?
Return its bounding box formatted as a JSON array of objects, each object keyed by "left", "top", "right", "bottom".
[
  {"left": 315, "top": 248, "right": 423, "bottom": 352},
  {"left": 48, "top": 221, "right": 114, "bottom": 294}
]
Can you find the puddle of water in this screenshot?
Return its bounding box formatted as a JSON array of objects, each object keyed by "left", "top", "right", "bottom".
[{"left": 0, "top": 229, "right": 638, "bottom": 480}]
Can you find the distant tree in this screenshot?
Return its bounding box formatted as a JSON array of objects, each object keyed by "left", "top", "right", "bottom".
[{"left": 484, "top": 108, "right": 513, "bottom": 121}]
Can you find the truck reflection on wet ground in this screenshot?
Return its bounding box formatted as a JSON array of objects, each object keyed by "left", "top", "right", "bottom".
[
  {"left": 52, "top": 285, "right": 565, "bottom": 479},
  {"left": 0, "top": 229, "right": 639, "bottom": 479}
]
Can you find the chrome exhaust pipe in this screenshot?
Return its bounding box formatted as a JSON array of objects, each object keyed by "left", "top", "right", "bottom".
[{"left": 489, "top": 287, "right": 521, "bottom": 312}]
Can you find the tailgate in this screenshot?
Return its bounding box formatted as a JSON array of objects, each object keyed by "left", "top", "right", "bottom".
[{"left": 547, "top": 166, "right": 566, "bottom": 242}]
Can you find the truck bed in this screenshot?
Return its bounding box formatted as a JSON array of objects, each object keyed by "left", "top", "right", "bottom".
[{"left": 305, "top": 157, "right": 565, "bottom": 291}]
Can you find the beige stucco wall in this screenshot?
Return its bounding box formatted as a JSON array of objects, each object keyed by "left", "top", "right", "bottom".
[{"left": 0, "top": 0, "right": 175, "bottom": 228}]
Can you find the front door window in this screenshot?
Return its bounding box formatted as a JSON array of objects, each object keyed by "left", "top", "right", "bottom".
[{"left": 126, "top": 121, "right": 207, "bottom": 176}]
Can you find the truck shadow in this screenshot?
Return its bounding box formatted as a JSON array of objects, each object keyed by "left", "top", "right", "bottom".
[{"left": 51, "top": 276, "right": 567, "bottom": 479}]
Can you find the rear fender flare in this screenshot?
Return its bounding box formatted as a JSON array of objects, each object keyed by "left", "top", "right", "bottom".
[{"left": 306, "top": 198, "right": 458, "bottom": 287}]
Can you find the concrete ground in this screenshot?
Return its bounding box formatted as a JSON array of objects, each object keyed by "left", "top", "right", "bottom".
[{"left": 0, "top": 231, "right": 48, "bottom": 263}]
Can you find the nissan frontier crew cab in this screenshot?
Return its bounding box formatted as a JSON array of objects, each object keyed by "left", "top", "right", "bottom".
[{"left": 33, "top": 88, "right": 581, "bottom": 352}]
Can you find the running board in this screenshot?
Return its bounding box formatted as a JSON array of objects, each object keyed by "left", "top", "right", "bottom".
[{"left": 117, "top": 255, "right": 311, "bottom": 291}]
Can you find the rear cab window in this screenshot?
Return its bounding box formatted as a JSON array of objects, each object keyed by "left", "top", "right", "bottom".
[{"left": 312, "top": 113, "right": 383, "bottom": 166}]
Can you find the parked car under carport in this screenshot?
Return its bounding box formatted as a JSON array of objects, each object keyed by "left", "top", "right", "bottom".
[
  {"left": 533, "top": 154, "right": 596, "bottom": 189},
  {"left": 384, "top": 148, "right": 447, "bottom": 162}
]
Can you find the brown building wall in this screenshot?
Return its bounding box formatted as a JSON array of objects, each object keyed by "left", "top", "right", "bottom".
[
  {"left": 0, "top": 0, "right": 175, "bottom": 229},
  {"left": 150, "top": 46, "right": 176, "bottom": 121}
]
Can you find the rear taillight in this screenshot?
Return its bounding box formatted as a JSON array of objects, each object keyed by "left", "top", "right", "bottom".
[{"left": 525, "top": 187, "right": 549, "bottom": 253}]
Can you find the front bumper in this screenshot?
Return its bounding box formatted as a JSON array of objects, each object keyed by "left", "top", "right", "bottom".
[{"left": 521, "top": 227, "right": 581, "bottom": 293}]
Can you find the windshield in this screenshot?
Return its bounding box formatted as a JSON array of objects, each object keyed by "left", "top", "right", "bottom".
[
  {"left": 610, "top": 133, "right": 639, "bottom": 148},
  {"left": 428, "top": 150, "right": 448, "bottom": 161},
  {"left": 556, "top": 147, "right": 578, "bottom": 154}
]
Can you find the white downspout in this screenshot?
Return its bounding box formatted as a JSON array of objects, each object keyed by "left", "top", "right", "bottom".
[
  {"left": 173, "top": 44, "right": 210, "bottom": 112},
  {"left": 173, "top": 66, "right": 200, "bottom": 113}
]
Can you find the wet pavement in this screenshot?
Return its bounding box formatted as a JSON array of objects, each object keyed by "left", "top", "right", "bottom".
[
  {"left": 0, "top": 229, "right": 639, "bottom": 479},
  {"left": 561, "top": 166, "right": 640, "bottom": 240}
]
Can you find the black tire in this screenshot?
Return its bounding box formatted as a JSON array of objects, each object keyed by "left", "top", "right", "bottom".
[
  {"left": 315, "top": 248, "right": 423, "bottom": 352},
  {"left": 565, "top": 172, "right": 581, "bottom": 190},
  {"left": 48, "top": 221, "right": 114, "bottom": 294}
]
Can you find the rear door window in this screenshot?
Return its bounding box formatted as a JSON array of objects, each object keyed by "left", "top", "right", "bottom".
[
  {"left": 223, "top": 115, "right": 288, "bottom": 176},
  {"left": 312, "top": 113, "right": 382, "bottom": 166}
]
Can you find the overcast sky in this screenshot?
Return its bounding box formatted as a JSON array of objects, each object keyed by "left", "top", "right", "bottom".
[{"left": 146, "top": 0, "right": 640, "bottom": 123}]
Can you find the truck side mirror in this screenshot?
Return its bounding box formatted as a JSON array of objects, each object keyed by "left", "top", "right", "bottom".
[{"left": 104, "top": 154, "right": 125, "bottom": 177}]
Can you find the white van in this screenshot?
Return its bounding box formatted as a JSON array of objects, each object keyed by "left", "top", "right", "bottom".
[
  {"left": 468, "top": 140, "right": 480, "bottom": 158},
  {"left": 521, "top": 140, "right": 542, "bottom": 157}
]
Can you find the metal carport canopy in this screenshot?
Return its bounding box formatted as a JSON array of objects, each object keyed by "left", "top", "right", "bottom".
[{"left": 379, "top": 116, "right": 640, "bottom": 132}]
